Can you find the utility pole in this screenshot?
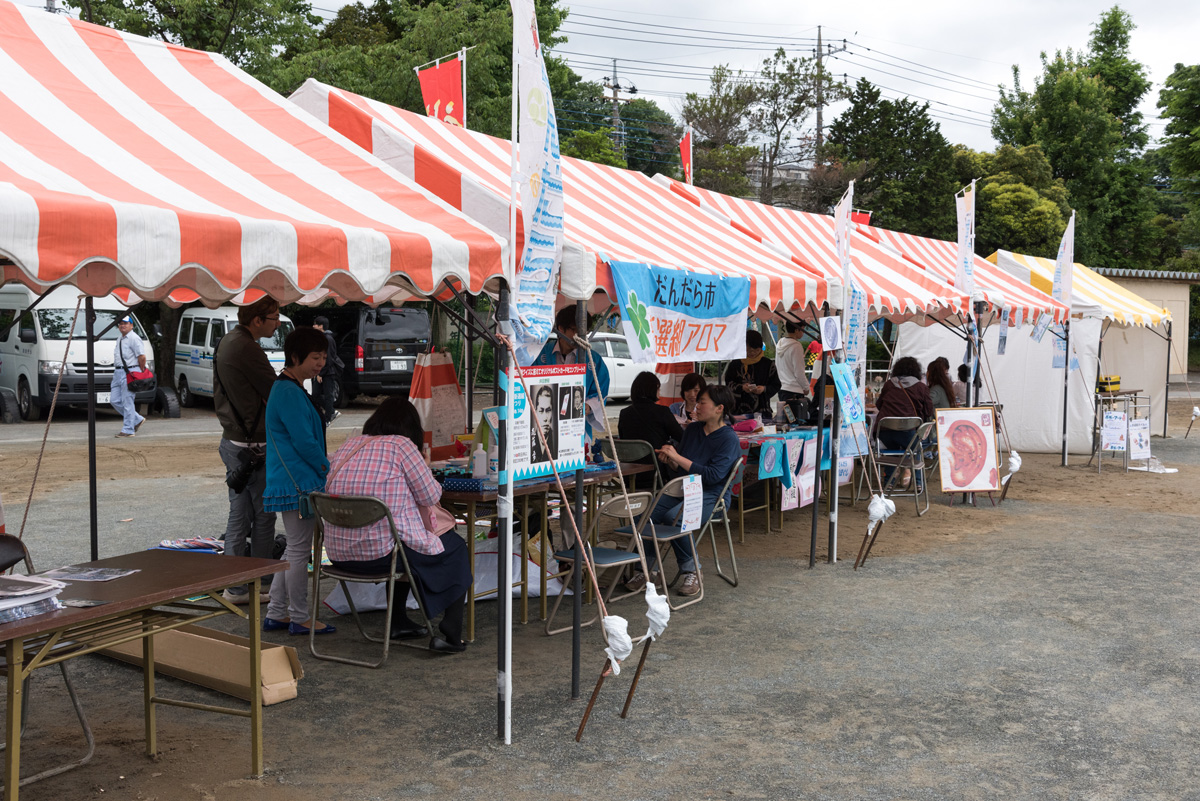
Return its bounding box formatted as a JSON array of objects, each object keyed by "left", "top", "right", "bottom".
[
  {"left": 813, "top": 25, "right": 847, "bottom": 162},
  {"left": 603, "top": 59, "right": 636, "bottom": 158}
]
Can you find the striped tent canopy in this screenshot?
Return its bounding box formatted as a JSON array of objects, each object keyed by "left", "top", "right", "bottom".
[
  {"left": 988, "top": 250, "right": 1168, "bottom": 328},
  {"left": 864, "top": 227, "right": 1069, "bottom": 325},
  {"left": 658, "top": 177, "right": 970, "bottom": 321},
  {"left": 0, "top": 3, "right": 507, "bottom": 306},
  {"left": 289, "top": 79, "right": 830, "bottom": 314}
]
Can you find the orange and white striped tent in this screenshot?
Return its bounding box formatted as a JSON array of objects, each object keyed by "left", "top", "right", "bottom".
[
  {"left": 863, "top": 227, "right": 1069, "bottom": 325},
  {"left": 657, "top": 177, "right": 970, "bottom": 321},
  {"left": 0, "top": 3, "right": 507, "bottom": 305},
  {"left": 289, "top": 79, "right": 831, "bottom": 314}
]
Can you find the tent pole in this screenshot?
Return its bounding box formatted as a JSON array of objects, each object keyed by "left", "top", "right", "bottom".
[
  {"left": 86, "top": 297, "right": 99, "bottom": 562},
  {"left": 1092, "top": 322, "right": 1107, "bottom": 460},
  {"left": 1164, "top": 320, "right": 1172, "bottom": 438},
  {"left": 1061, "top": 320, "right": 1070, "bottom": 467},
  {"left": 810, "top": 305, "right": 829, "bottom": 569},
  {"left": 496, "top": 283, "right": 514, "bottom": 743},
  {"left": 465, "top": 295, "right": 475, "bottom": 433},
  {"left": 571, "top": 300, "right": 586, "bottom": 699}
]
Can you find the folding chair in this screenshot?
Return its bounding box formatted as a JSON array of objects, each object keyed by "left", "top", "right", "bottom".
[
  {"left": 599, "top": 439, "right": 664, "bottom": 495},
  {"left": 875, "top": 420, "right": 936, "bottom": 516},
  {"left": 0, "top": 534, "right": 95, "bottom": 789},
  {"left": 308, "top": 492, "right": 438, "bottom": 668},
  {"left": 544, "top": 491, "right": 654, "bottom": 636},
  {"left": 734, "top": 455, "right": 771, "bottom": 542},
  {"left": 857, "top": 416, "right": 918, "bottom": 501},
  {"left": 612, "top": 475, "right": 704, "bottom": 611},
  {"left": 691, "top": 459, "right": 743, "bottom": 587}
]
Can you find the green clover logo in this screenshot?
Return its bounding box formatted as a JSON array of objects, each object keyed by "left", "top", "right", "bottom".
[{"left": 625, "top": 290, "right": 651, "bottom": 350}]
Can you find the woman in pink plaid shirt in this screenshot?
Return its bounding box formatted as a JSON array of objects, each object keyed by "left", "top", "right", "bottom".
[{"left": 324, "top": 398, "right": 471, "bottom": 653}]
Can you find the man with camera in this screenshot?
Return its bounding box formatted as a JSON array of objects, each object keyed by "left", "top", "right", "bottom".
[{"left": 214, "top": 297, "right": 281, "bottom": 604}]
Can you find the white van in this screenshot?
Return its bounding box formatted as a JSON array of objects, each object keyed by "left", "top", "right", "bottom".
[
  {"left": 0, "top": 286, "right": 155, "bottom": 421},
  {"left": 174, "top": 306, "right": 294, "bottom": 407}
]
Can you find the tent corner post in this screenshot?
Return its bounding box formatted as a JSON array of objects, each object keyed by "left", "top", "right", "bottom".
[
  {"left": 86, "top": 297, "right": 99, "bottom": 562},
  {"left": 495, "top": 282, "right": 514, "bottom": 743},
  {"left": 571, "top": 300, "right": 586, "bottom": 700},
  {"left": 1164, "top": 320, "right": 1172, "bottom": 439},
  {"left": 1061, "top": 320, "right": 1070, "bottom": 467}
]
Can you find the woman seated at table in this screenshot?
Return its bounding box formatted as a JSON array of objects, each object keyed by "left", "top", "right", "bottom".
[
  {"left": 872, "top": 356, "right": 934, "bottom": 486},
  {"left": 668, "top": 372, "right": 706, "bottom": 424},
  {"left": 926, "top": 359, "right": 958, "bottom": 410},
  {"left": 625, "top": 385, "right": 741, "bottom": 598},
  {"left": 323, "top": 397, "right": 471, "bottom": 654},
  {"left": 618, "top": 372, "right": 684, "bottom": 478}
]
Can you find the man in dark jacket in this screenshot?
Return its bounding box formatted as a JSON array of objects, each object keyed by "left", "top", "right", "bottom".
[
  {"left": 312, "top": 316, "right": 345, "bottom": 426},
  {"left": 213, "top": 296, "right": 280, "bottom": 604}
]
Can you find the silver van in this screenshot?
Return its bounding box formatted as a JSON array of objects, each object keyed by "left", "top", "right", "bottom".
[{"left": 174, "top": 306, "right": 293, "bottom": 407}]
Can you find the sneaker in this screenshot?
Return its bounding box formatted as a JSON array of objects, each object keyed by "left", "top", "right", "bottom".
[
  {"left": 223, "top": 588, "right": 270, "bottom": 605},
  {"left": 134, "top": 418, "right": 145, "bottom": 433},
  {"left": 678, "top": 572, "right": 701, "bottom": 597},
  {"left": 624, "top": 570, "right": 658, "bottom": 592},
  {"left": 115, "top": 431, "right": 134, "bottom": 438},
  {"left": 331, "top": 410, "right": 342, "bottom": 422}
]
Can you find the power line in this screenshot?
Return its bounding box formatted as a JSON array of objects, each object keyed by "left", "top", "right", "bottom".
[
  {"left": 558, "top": 26, "right": 808, "bottom": 53},
  {"left": 567, "top": 13, "right": 823, "bottom": 47},
  {"left": 844, "top": 47, "right": 996, "bottom": 92},
  {"left": 829, "top": 54, "right": 998, "bottom": 102}
]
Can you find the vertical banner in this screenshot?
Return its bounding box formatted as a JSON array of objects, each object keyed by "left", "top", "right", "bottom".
[
  {"left": 998, "top": 309, "right": 1009, "bottom": 356},
  {"left": 416, "top": 56, "right": 465, "bottom": 126},
  {"left": 955, "top": 180, "right": 976, "bottom": 300},
  {"left": 834, "top": 181, "right": 868, "bottom": 457},
  {"left": 680, "top": 126, "right": 693, "bottom": 185},
  {"left": 1052, "top": 211, "right": 1076, "bottom": 307},
  {"left": 610, "top": 261, "right": 750, "bottom": 364},
  {"left": 510, "top": 0, "right": 565, "bottom": 365}
]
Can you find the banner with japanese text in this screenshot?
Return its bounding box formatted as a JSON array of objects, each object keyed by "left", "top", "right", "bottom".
[
  {"left": 417, "top": 57, "right": 464, "bottom": 126},
  {"left": 610, "top": 261, "right": 750, "bottom": 364},
  {"left": 955, "top": 181, "right": 976, "bottom": 299},
  {"left": 510, "top": 0, "right": 565, "bottom": 365},
  {"left": 1051, "top": 211, "right": 1077, "bottom": 372}
]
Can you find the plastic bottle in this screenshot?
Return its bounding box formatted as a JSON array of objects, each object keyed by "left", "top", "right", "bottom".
[
  {"left": 487, "top": 441, "right": 499, "bottom": 480},
  {"left": 471, "top": 442, "right": 488, "bottom": 479}
]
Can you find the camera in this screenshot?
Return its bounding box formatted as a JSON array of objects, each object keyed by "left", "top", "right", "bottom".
[{"left": 226, "top": 446, "right": 264, "bottom": 494}]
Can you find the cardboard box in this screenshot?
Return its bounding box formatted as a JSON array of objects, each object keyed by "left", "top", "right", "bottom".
[{"left": 101, "top": 623, "right": 303, "bottom": 705}]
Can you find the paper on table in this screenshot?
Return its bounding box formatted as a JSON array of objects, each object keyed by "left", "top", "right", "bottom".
[{"left": 41, "top": 566, "right": 140, "bottom": 582}]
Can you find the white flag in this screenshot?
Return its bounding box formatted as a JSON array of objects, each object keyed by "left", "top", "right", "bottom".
[
  {"left": 510, "top": 0, "right": 565, "bottom": 365},
  {"left": 1052, "top": 211, "right": 1075, "bottom": 306},
  {"left": 955, "top": 180, "right": 976, "bottom": 300}
]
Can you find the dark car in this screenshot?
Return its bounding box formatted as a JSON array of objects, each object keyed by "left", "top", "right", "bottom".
[{"left": 291, "top": 305, "right": 431, "bottom": 404}]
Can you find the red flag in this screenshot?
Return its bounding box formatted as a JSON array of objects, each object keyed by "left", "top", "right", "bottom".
[
  {"left": 679, "top": 128, "right": 693, "bottom": 185},
  {"left": 850, "top": 209, "right": 872, "bottom": 225},
  {"left": 417, "top": 57, "right": 464, "bottom": 127}
]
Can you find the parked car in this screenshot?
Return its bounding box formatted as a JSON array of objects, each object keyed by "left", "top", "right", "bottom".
[
  {"left": 173, "top": 306, "right": 295, "bottom": 407},
  {"left": 289, "top": 305, "right": 431, "bottom": 404},
  {"left": 0, "top": 286, "right": 158, "bottom": 421}
]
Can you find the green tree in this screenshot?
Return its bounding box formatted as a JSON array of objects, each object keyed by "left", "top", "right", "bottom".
[
  {"left": 67, "top": 0, "right": 321, "bottom": 76},
  {"left": 749, "top": 49, "right": 845, "bottom": 204},
  {"left": 681, "top": 65, "right": 758, "bottom": 195},
  {"left": 694, "top": 145, "right": 759, "bottom": 198},
  {"left": 953, "top": 144, "right": 1069, "bottom": 258},
  {"left": 991, "top": 7, "right": 1159, "bottom": 269},
  {"left": 559, "top": 129, "right": 627, "bottom": 168},
  {"left": 1157, "top": 63, "right": 1200, "bottom": 198},
  {"left": 826, "top": 79, "right": 958, "bottom": 238},
  {"left": 619, "top": 98, "right": 681, "bottom": 178}
]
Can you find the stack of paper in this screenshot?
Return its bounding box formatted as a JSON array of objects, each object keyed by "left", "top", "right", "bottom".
[{"left": 0, "top": 574, "right": 66, "bottom": 625}]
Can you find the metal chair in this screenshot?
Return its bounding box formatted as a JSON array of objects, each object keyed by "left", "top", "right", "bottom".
[
  {"left": 0, "top": 534, "right": 95, "bottom": 789},
  {"left": 611, "top": 475, "right": 705, "bottom": 611},
  {"left": 875, "top": 420, "right": 936, "bottom": 516},
  {"left": 734, "top": 456, "right": 771, "bottom": 542},
  {"left": 308, "top": 492, "right": 437, "bottom": 668},
  {"left": 599, "top": 439, "right": 663, "bottom": 494},
  {"left": 857, "top": 416, "right": 918, "bottom": 502},
  {"left": 690, "top": 458, "right": 743, "bottom": 587},
  {"left": 544, "top": 491, "right": 654, "bottom": 636}
]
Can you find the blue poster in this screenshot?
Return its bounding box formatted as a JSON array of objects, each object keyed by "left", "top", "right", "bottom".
[
  {"left": 610, "top": 261, "right": 751, "bottom": 364},
  {"left": 828, "top": 361, "right": 866, "bottom": 426},
  {"left": 759, "top": 438, "right": 785, "bottom": 481}
]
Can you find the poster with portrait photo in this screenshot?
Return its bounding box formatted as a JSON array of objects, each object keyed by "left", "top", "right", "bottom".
[{"left": 509, "top": 364, "right": 587, "bottom": 480}]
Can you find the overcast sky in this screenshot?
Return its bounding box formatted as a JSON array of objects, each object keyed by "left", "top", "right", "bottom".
[{"left": 540, "top": 0, "right": 1198, "bottom": 153}]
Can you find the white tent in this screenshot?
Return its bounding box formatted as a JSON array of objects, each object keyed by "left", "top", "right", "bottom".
[{"left": 895, "top": 249, "right": 1171, "bottom": 455}]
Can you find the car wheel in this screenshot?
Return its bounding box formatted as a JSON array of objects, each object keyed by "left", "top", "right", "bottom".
[
  {"left": 332, "top": 378, "right": 347, "bottom": 409},
  {"left": 0, "top": 387, "right": 17, "bottom": 424},
  {"left": 153, "top": 387, "right": 181, "bottom": 418},
  {"left": 178, "top": 375, "right": 195, "bottom": 407},
  {"left": 17, "top": 377, "right": 41, "bottom": 422}
]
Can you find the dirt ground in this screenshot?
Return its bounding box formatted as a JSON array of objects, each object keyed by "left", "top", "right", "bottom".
[{"left": 1, "top": 397, "right": 1199, "bottom": 800}]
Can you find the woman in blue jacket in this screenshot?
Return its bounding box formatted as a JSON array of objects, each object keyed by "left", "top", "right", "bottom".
[{"left": 263, "top": 327, "right": 334, "bottom": 636}]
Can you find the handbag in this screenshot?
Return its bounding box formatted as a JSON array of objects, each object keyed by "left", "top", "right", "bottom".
[{"left": 118, "top": 339, "right": 156, "bottom": 392}]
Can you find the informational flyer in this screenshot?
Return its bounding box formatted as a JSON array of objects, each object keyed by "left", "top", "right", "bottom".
[
  {"left": 779, "top": 435, "right": 805, "bottom": 511},
  {"left": 1128, "top": 418, "right": 1151, "bottom": 460},
  {"left": 509, "top": 364, "right": 586, "bottom": 480},
  {"left": 680, "top": 474, "right": 702, "bottom": 532},
  {"left": 1102, "top": 411, "right": 1127, "bottom": 452},
  {"left": 1030, "top": 312, "right": 1052, "bottom": 343}
]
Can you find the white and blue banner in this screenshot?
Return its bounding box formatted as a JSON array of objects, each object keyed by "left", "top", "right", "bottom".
[
  {"left": 610, "top": 261, "right": 751, "bottom": 364},
  {"left": 1052, "top": 211, "right": 1075, "bottom": 308},
  {"left": 955, "top": 181, "right": 976, "bottom": 300},
  {"left": 510, "top": 0, "right": 565, "bottom": 365}
]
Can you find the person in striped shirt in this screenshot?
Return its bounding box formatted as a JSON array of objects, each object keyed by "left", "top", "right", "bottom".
[{"left": 323, "top": 398, "right": 471, "bottom": 653}]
